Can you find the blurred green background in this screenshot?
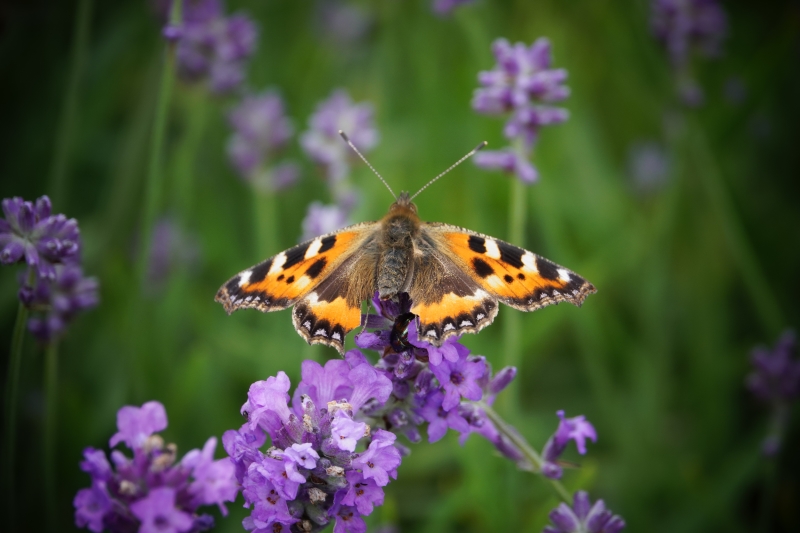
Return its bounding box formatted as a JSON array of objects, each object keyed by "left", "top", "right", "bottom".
[{"left": 1, "top": 0, "right": 799, "bottom": 531}]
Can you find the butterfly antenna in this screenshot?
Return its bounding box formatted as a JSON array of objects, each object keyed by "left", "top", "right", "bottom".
[
  {"left": 410, "top": 141, "right": 487, "bottom": 200},
  {"left": 339, "top": 130, "right": 396, "bottom": 199}
]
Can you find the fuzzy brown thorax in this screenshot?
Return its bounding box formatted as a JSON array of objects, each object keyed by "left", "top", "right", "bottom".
[{"left": 377, "top": 192, "right": 420, "bottom": 300}]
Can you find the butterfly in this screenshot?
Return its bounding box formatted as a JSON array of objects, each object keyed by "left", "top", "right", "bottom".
[{"left": 216, "top": 133, "right": 596, "bottom": 354}]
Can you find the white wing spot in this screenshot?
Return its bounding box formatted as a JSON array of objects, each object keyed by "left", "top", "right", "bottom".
[
  {"left": 540, "top": 293, "right": 548, "bottom": 300},
  {"left": 443, "top": 323, "right": 455, "bottom": 332},
  {"left": 476, "top": 313, "right": 485, "bottom": 320},
  {"left": 460, "top": 320, "right": 473, "bottom": 327},
  {"left": 253, "top": 296, "right": 260, "bottom": 302},
  {"left": 552, "top": 290, "right": 561, "bottom": 296},
  {"left": 426, "top": 330, "right": 438, "bottom": 338},
  {"left": 572, "top": 289, "right": 580, "bottom": 296},
  {"left": 521, "top": 252, "right": 538, "bottom": 273},
  {"left": 484, "top": 239, "right": 501, "bottom": 259},
  {"left": 238, "top": 270, "right": 252, "bottom": 286},
  {"left": 244, "top": 296, "right": 253, "bottom": 302},
  {"left": 303, "top": 321, "right": 312, "bottom": 329},
  {"left": 314, "top": 329, "right": 328, "bottom": 337},
  {"left": 332, "top": 332, "right": 341, "bottom": 340},
  {"left": 268, "top": 252, "right": 287, "bottom": 275},
  {"left": 557, "top": 268, "right": 572, "bottom": 282},
  {"left": 305, "top": 237, "right": 323, "bottom": 259}
]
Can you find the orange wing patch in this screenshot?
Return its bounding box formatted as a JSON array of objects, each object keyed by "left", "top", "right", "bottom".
[
  {"left": 440, "top": 231, "right": 596, "bottom": 311},
  {"left": 292, "top": 294, "right": 362, "bottom": 354},
  {"left": 410, "top": 291, "right": 498, "bottom": 345},
  {"left": 215, "top": 228, "right": 366, "bottom": 314}
]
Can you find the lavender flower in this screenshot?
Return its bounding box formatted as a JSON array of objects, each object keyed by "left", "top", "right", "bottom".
[
  {"left": 541, "top": 411, "right": 598, "bottom": 480},
  {"left": 651, "top": 0, "right": 727, "bottom": 106},
  {"left": 627, "top": 141, "right": 670, "bottom": 194},
  {"left": 300, "top": 202, "right": 351, "bottom": 241},
  {"left": 227, "top": 91, "right": 299, "bottom": 191},
  {"left": 73, "top": 401, "right": 237, "bottom": 533},
  {"left": 545, "top": 490, "right": 626, "bottom": 533},
  {"left": 223, "top": 361, "right": 399, "bottom": 532},
  {"left": 472, "top": 38, "right": 569, "bottom": 183},
  {"left": 146, "top": 217, "right": 200, "bottom": 289},
  {"left": 24, "top": 264, "right": 99, "bottom": 341},
  {"left": 0, "top": 195, "right": 80, "bottom": 279},
  {"left": 746, "top": 331, "right": 799, "bottom": 404},
  {"left": 432, "top": 0, "right": 475, "bottom": 16},
  {"left": 746, "top": 331, "right": 800, "bottom": 456},
  {"left": 651, "top": 0, "right": 727, "bottom": 67},
  {"left": 167, "top": 0, "right": 258, "bottom": 94},
  {"left": 300, "top": 89, "right": 379, "bottom": 184},
  {"left": 1, "top": 195, "right": 97, "bottom": 340}
]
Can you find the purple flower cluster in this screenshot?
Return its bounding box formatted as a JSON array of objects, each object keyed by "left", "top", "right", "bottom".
[
  {"left": 74, "top": 401, "right": 237, "bottom": 533},
  {"left": 746, "top": 331, "right": 800, "bottom": 456},
  {"left": 222, "top": 293, "right": 523, "bottom": 531},
  {"left": 223, "top": 360, "right": 399, "bottom": 532},
  {"left": 472, "top": 38, "right": 570, "bottom": 184},
  {"left": 0, "top": 195, "right": 98, "bottom": 340},
  {"left": 164, "top": 0, "right": 258, "bottom": 94},
  {"left": 227, "top": 91, "right": 300, "bottom": 192},
  {"left": 545, "top": 491, "right": 626, "bottom": 533},
  {"left": 650, "top": 0, "right": 727, "bottom": 106},
  {"left": 299, "top": 89, "right": 379, "bottom": 240},
  {"left": 651, "top": 0, "right": 727, "bottom": 67}
]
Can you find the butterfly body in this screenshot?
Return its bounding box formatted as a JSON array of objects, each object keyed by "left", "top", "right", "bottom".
[{"left": 216, "top": 192, "right": 596, "bottom": 354}]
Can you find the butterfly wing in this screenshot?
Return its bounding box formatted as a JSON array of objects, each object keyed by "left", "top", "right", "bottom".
[
  {"left": 215, "top": 222, "right": 379, "bottom": 353},
  {"left": 408, "top": 223, "right": 596, "bottom": 345}
]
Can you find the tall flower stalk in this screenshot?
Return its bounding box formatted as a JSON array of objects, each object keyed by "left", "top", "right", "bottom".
[{"left": 1, "top": 195, "right": 98, "bottom": 528}]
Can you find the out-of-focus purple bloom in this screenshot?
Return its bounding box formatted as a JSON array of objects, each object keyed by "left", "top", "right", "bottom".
[
  {"left": 544, "top": 490, "right": 626, "bottom": 533},
  {"left": 541, "top": 411, "right": 597, "bottom": 479},
  {"left": 301, "top": 201, "right": 351, "bottom": 241},
  {"left": 227, "top": 91, "right": 298, "bottom": 191},
  {"left": 300, "top": 89, "right": 379, "bottom": 183},
  {"left": 316, "top": 0, "right": 372, "bottom": 46},
  {"left": 146, "top": 217, "right": 200, "bottom": 289},
  {"left": 74, "top": 401, "right": 237, "bottom": 533},
  {"left": 472, "top": 38, "right": 569, "bottom": 183},
  {"left": 25, "top": 264, "right": 98, "bottom": 341},
  {"left": 432, "top": 0, "right": 475, "bottom": 16},
  {"left": 0, "top": 195, "right": 80, "bottom": 279},
  {"left": 474, "top": 148, "right": 538, "bottom": 183},
  {"left": 166, "top": 0, "right": 258, "bottom": 94},
  {"left": 746, "top": 331, "right": 799, "bottom": 404},
  {"left": 651, "top": 0, "right": 727, "bottom": 67},
  {"left": 627, "top": 141, "right": 670, "bottom": 194},
  {"left": 651, "top": 0, "right": 727, "bottom": 106}
]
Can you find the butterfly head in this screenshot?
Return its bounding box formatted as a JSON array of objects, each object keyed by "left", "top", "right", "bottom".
[{"left": 388, "top": 191, "right": 418, "bottom": 216}]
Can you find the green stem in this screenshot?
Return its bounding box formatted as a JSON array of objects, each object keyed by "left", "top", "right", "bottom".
[
  {"left": 44, "top": 341, "right": 60, "bottom": 531},
  {"left": 481, "top": 402, "right": 572, "bottom": 502},
  {"left": 688, "top": 121, "right": 784, "bottom": 337},
  {"left": 137, "top": 0, "right": 182, "bottom": 287},
  {"left": 3, "top": 300, "right": 30, "bottom": 529},
  {"left": 47, "top": 0, "right": 93, "bottom": 207}
]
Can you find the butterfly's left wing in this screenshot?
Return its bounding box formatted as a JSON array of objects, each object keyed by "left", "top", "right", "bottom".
[
  {"left": 215, "top": 222, "right": 379, "bottom": 353},
  {"left": 408, "top": 223, "right": 596, "bottom": 345}
]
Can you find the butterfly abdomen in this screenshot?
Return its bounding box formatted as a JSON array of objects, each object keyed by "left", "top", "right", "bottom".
[{"left": 377, "top": 211, "right": 419, "bottom": 300}]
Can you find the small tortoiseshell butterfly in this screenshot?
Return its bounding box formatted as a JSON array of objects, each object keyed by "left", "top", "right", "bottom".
[{"left": 216, "top": 133, "right": 596, "bottom": 354}]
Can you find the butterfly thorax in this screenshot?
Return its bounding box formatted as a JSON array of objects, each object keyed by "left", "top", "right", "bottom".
[{"left": 377, "top": 193, "right": 420, "bottom": 301}]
